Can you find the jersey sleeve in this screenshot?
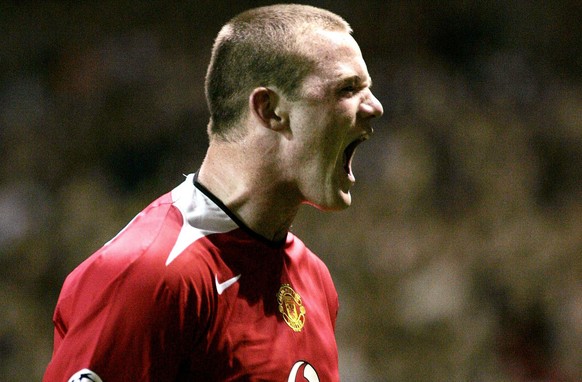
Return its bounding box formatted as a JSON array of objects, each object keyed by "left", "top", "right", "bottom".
[{"left": 43, "top": 249, "right": 203, "bottom": 382}]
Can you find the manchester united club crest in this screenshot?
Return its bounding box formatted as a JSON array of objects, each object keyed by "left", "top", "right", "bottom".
[{"left": 277, "top": 284, "right": 306, "bottom": 332}]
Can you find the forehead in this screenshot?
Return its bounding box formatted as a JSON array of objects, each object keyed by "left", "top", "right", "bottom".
[{"left": 299, "top": 30, "right": 371, "bottom": 94}]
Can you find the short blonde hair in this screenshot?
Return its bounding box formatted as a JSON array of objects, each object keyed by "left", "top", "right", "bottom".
[{"left": 205, "top": 4, "right": 351, "bottom": 140}]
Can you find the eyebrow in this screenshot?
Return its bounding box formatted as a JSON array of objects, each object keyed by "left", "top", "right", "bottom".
[{"left": 340, "top": 74, "right": 373, "bottom": 88}]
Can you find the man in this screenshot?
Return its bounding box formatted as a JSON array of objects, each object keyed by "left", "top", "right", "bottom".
[{"left": 44, "top": 4, "right": 383, "bottom": 381}]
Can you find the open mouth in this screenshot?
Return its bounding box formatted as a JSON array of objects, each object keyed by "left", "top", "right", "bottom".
[{"left": 342, "top": 135, "right": 369, "bottom": 178}]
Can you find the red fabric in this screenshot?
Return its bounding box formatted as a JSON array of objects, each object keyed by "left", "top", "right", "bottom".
[{"left": 44, "top": 176, "right": 339, "bottom": 381}]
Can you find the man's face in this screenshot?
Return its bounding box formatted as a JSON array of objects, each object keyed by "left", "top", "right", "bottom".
[{"left": 284, "top": 30, "right": 383, "bottom": 210}]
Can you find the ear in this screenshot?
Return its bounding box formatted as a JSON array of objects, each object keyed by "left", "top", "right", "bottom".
[{"left": 249, "top": 87, "right": 288, "bottom": 131}]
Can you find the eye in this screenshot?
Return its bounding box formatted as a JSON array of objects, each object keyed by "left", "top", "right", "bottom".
[{"left": 340, "top": 85, "right": 357, "bottom": 95}]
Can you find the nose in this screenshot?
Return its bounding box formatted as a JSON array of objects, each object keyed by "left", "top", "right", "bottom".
[{"left": 359, "top": 90, "right": 384, "bottom": 119}]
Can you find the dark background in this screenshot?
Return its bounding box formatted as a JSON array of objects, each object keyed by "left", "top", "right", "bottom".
[{"left": 1, "top": 1, "right": 580, "bottom": 381}]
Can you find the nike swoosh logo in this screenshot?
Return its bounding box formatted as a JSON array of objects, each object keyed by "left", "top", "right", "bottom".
[{"left": 215, "top": 274, "right": 241, "bottom": 295}]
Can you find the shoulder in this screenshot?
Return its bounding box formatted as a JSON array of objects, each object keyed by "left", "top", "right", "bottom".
[
  {"left": 285, "top": 232, "right": 337, "bottom": 295},
  {"left": 286, "top": 233, "right": 331, "bottom": 273},
  {"left": 57, "top": 213, "right": 219, "bottom": 337},
  {"left": 60, "top": 184, "right": 207, "bottom": 304}
]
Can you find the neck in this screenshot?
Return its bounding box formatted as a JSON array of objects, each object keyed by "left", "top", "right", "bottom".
[{"left": 197, "top": 139, "right": 301, "bottom": 242}]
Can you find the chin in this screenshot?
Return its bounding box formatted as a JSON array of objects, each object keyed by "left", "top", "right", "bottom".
[{"left": 304, "top": 191, "right": 352, "bottom": 211}]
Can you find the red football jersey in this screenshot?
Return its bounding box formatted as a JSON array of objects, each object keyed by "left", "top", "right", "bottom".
[{"left": 44, "top": 173, "right": 340, "bottom": 382}]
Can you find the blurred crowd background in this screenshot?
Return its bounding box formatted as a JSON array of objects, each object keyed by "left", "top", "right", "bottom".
[{"left": 1, "top": 1, "right": 580, "bottom": 381}]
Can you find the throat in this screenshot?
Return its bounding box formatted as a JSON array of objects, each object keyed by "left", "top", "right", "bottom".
[{"left": 228, "top": 185, "right": 300, "bottom": 243}]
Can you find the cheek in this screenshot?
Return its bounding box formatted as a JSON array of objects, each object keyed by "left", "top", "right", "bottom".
[
  {"left": 328, "top": 99, "right": 357, "bottom": 129},
  {"left": 291, "top": 103, "right": 350, "bottom": 160}
]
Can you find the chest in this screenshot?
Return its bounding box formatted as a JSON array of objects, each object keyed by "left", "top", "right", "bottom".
[{"left": 191, "top": 269, "right": 338, "bottom": 381}]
